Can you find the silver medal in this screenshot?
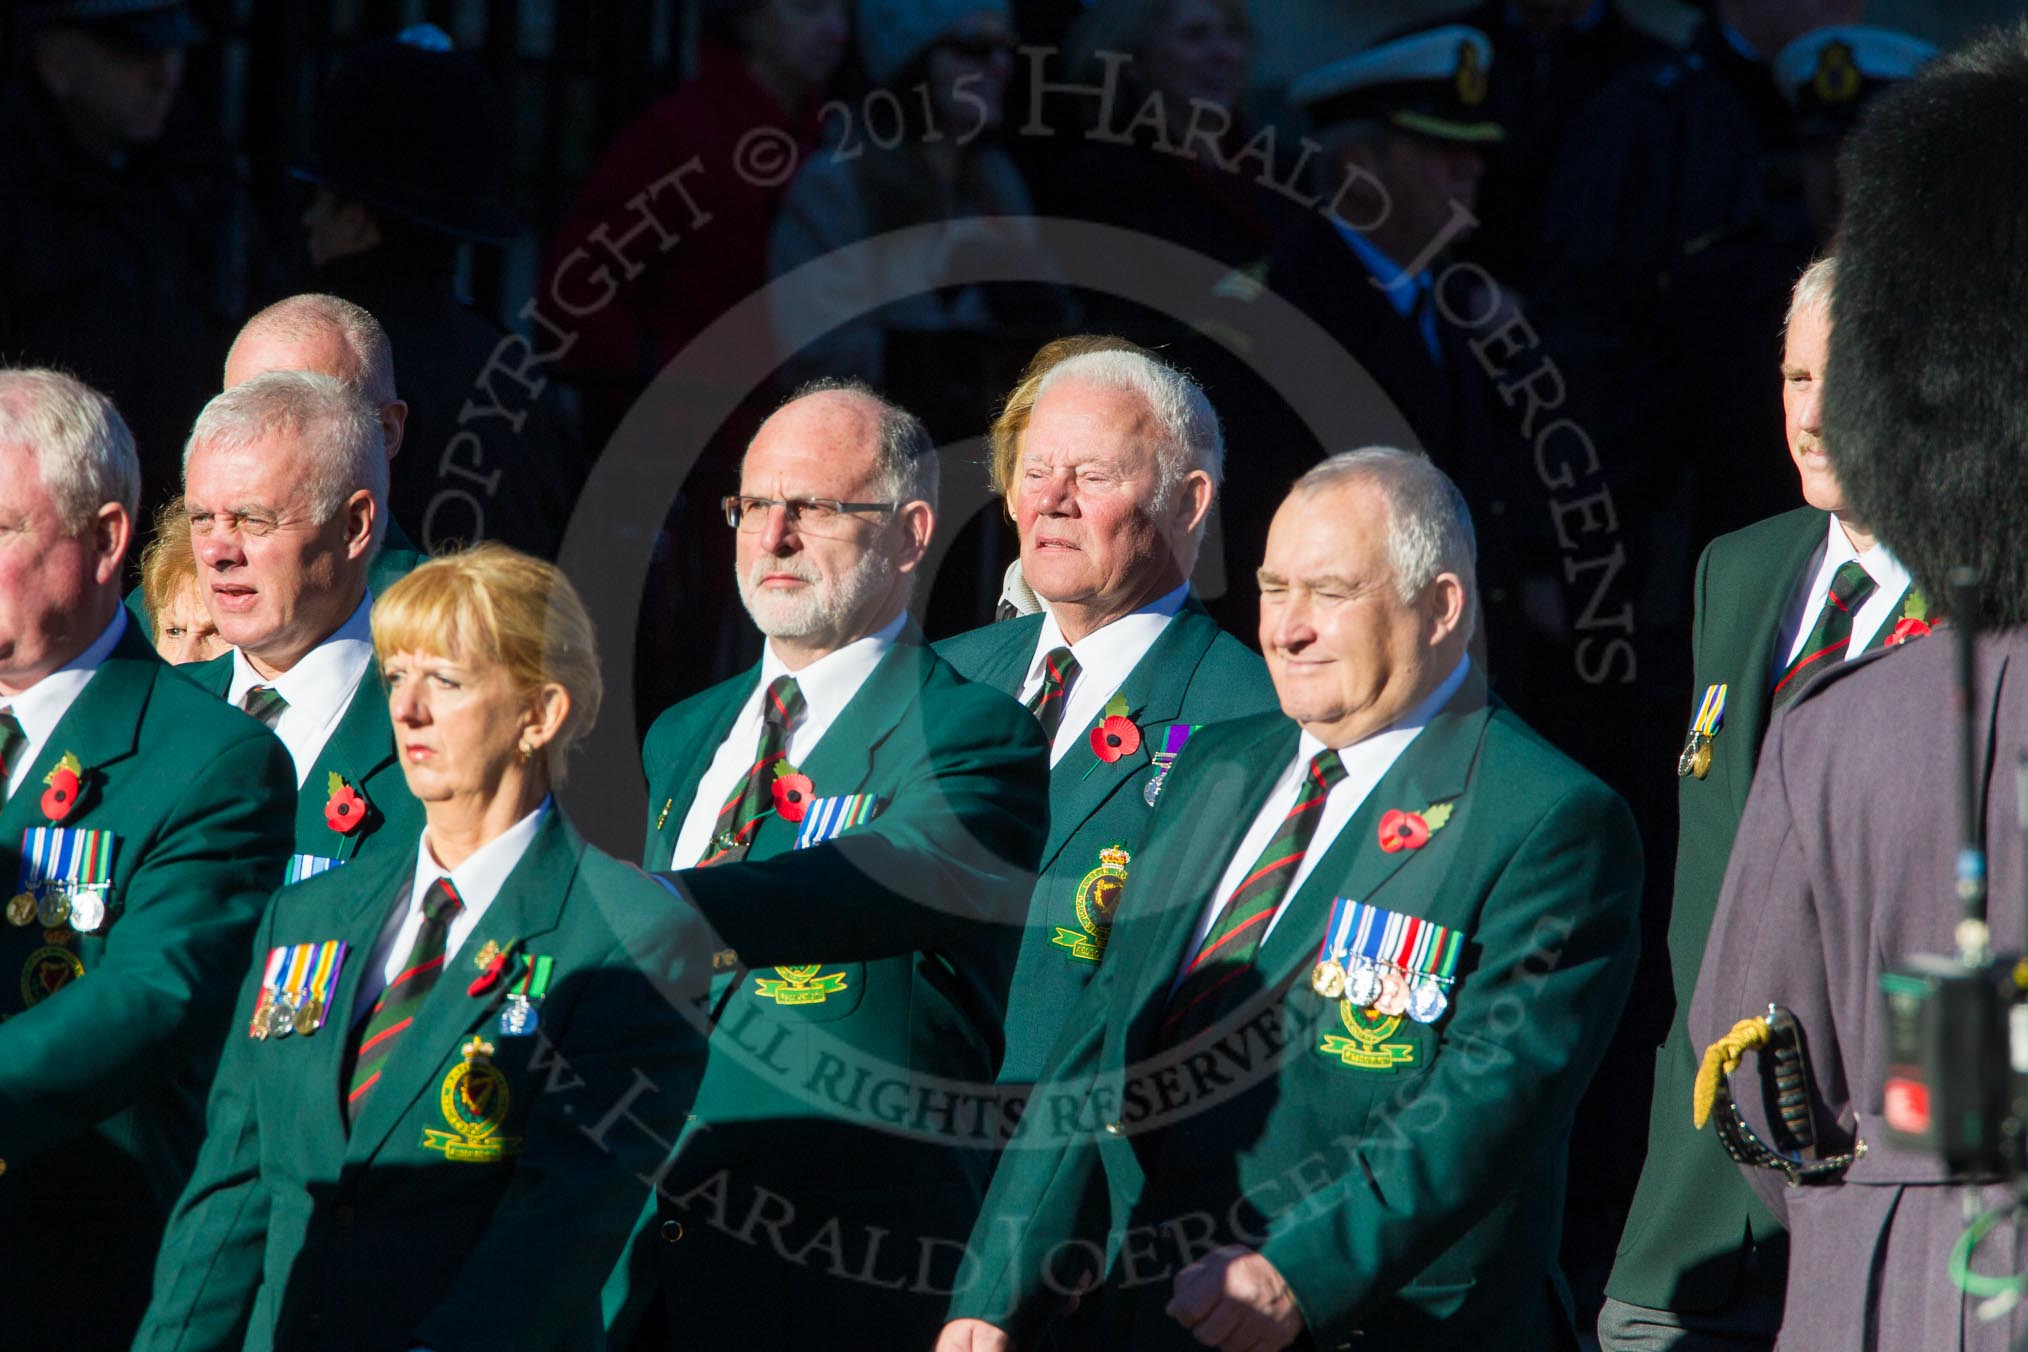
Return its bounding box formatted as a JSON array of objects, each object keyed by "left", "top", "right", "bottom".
[
  {"left": 1345, "top": 961, "right": 1385, "bottom": 1009},
  {"left": 35, "top": 885, "right": 69, "bottom": 928},
  {"left": 1408, "top": 977, "right": 1449, "bottom": 1024},
  {"left": 67, "top": 887, "right": 106, "bottom": 933},
  {"left": 498, "top": 993, "right": 539, "bottom": 1038},
  {"left": 265, "top": 993, "right": 297, "bottom": 1039}
]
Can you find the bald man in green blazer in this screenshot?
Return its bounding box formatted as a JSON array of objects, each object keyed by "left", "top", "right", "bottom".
[{"left": 607, "top": 383, "right": 1048, "bottom": 1352}]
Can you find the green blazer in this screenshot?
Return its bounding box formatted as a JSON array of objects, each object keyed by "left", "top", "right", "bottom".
[
  {"left": 0, "top": 621, "right": 294, "bottom": 1350},
  {"left": 610, "top": 625, "right": 1049, "bottom": 1350},
  {"left": 135, "top": 810, "right": 709, "bottom": 1352},
  {"left": 949, "top": 676, "right": 1643, "bottom": 1350},
  {"left": 126, "top": 527, "right": 426, "bottom": 642},
  {"left": 935, "top": 602, "right": 1276, "bottom": 1084},
  {"left": 186, "top": 652, "right": 423, "bottom": 877},
  {"left": 1609, "top": 505, "right": 1911, "bottom": 1311}
]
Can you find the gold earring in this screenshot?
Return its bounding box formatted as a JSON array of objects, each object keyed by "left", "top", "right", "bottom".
[{"left": 517, "top": 739, "right": 534, "bottom": 763}]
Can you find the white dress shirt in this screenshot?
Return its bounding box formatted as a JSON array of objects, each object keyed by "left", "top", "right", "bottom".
[
  {"left": 1175, "top": 656, "right": 1472, "bottom": 980},
  {"left": 670, "top": 612, "right": 907, "bottom": 868},
  {"left": 225, "top": 592, "right": 375, "bottom": 787},
  {"left": 1014, "top": 583, "right": 1188, "bottom": 766},
  {"left": 1, "top": 608, "right": 127, "bottom": 801},
  {"left": 353, "top": 796, "right": 551, "bottom": 1018},
  {"left": 1775, "top": 516, "right": 1914, "bottom": 675}
]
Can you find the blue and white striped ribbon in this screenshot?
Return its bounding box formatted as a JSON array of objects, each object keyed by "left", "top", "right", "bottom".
[{"left": 794, "top": 794, "right": 881, "bottom": 849}]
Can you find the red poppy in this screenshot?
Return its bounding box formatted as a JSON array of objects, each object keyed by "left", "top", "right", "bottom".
[
  {"left": 1886, "top": 617, "right": 1932, "bottom": 647},
  {"left": 1378, "top": 809, "right": 1431, "bottom": 853},
  {"left": 1089, "top": 715, "right": 1142, "bottom": 764},
  {"left": 40, "top": 767, "right": 79, "bottom": 823},
  {"left": 324, "top": 783, "right": 367, "bottom": 835},
  {"left": 771, "top": 773, "right": 815, "bottom": 823},
  {"left": 468, "top": 949, "right": 510, "bottom": 997}
]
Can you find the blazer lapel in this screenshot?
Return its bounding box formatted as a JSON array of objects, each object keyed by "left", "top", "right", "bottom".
[
  {"left": 0, "top": 629, "right": 154, "bottom": 844},
  {"left": 1035, "top": 604, "right": 1220, "bottom": 877},
  {"left": 969, "top": 614, "right": 1046, "bottom": 696},
  {"left": 1121, "top": 720, "right": 1300, "bottom": 1051},
  {"left": 766, "top": 629, "right": 935, "bottom": 852},
  {"left": 304, "top": 663, "right": 398, "bottom": 862},
  {"left": 344, "top": 812, "right": 582, "bottom": 1166},
  {"left": 1255, "top": 681, "right": 1493, "bottom": 987},
  {"left": 650, "top": 673, "right": 755, "bottom": 870},
  {"left": 292, "top": 844, "right": 416, "bottom": 1137},
  {"left": 1859, "top": 583, "right": 1916, "bottom": 656},
  {"left": 1732, "top": 519, "right": 1830, "bottom": 818}
]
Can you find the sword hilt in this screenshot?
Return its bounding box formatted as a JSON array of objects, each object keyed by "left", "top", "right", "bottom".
[{"left": 1767, "top": 1004, "right": 1818, "bottom": 1153}]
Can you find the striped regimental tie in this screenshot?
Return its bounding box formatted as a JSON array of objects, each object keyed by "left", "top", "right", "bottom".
[
  {"left": 345, "top": 878, "right": 462, "bottom": 1127},
  {"left": 1158, "top": 749, "right": 1349, "bottom": 1047},
  {"left": 1771, "top": 559, "right": 1876, "bottom": 710},
  {"left": 1026, "top": 646, "right": 1080, "bottom": 743},
  {"left": 696, "top": 675, "right": 805, "bottom": 867},
  {"left": 0, "top": 709, "right": 22, "bottom": 805},
  {"left": 242, "top": 685, "right": 289, "bottom": 728}
]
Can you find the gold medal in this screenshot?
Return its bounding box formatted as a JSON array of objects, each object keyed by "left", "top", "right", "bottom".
[
  {"left": 1692, "top": 742, "right": 1713, "bottom": 779},
  {"left": 1311, "top": 960, "right": 1347, "bottom": 1000},
  {"left": 292, "top": 995, "right": 325, "bottom": 1037},
  {"left": 7, "top": 892, "right": 37, "bottom": 927},
  {"left": 248, "top": 989, "right": 274, "bottom": 1041}
]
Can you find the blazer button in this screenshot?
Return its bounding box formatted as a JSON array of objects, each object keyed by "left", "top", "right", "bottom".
[
  {"left": 334, "top": 1204, "right": 356, "bottom": 1227},
  {"left": 1103, "top": 1122, "right": 1123, "bottom": 1136},
  {"left": 659, "top": 1219, "right": 685, "bottom": 1243}
]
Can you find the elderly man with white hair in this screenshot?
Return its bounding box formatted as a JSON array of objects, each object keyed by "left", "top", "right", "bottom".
[
  {"left": 179, "top": 368, "right": 422, "bottom": 877},
  {"left": 0, "top": 367, "right": 293, "bottom": 1349},
  {"left": 942, "top": 448, "right": 1641, "bottom": 1352},
  {"left": 938, "top": 344, "right": 1276, "bottom": 1089},
  {"left": 127, "top": 292, "right": 425, "bottom": 640}
]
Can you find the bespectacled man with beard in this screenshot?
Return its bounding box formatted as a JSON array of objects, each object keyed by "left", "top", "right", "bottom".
[{"left": 604, "top": 379, "right": 1050, "bottom": 1352}]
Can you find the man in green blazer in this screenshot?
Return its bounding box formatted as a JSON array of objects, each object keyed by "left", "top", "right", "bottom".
[
  {"left": 1602, "top": 257, "right": 1920, "bottom": 1347},
  {"left": 940, "top": 450, "right": 1641, "bottom": 1352},
  {"left": 0, "top": 368, "right": 294, "bottom": 1349},
  {"left": 607, "top": 382, "right": 1049, "bottom": 1351},
  {"left": 178, "top": 367, "right": 423, "bottom": 878},
  {"left": 127, "top": 292, "right": 425, "bottom": 640},
  {"left": 936, "top": 349, "right": 1275, "bottom": 1088}
]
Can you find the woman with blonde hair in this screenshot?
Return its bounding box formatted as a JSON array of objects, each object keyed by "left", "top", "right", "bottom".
[
  {"left": 137, "top": 496, "right": 225, "bottom": 665},
  {"left": 137, "top": 543, "right": 711, "bottom": 1352}
]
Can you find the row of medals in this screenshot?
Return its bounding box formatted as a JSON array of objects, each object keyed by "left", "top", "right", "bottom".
[
  {"left": 1311, "top": 956, "right": 1449, "bottom": 1024},
  {"left": 250, "top": 984, "right": 324, "bottom": 1040},
  {"left": 251, "top": 987, "right": 538, "bottom": 1043},
  {"left": 6, "top": 882, "right": 108, "bottom": 933}
]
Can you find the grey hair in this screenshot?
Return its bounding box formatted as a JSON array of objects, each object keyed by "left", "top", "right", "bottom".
[
  {"left": 184, "top": 370, "right": 387, "bottom": 556},
  {"left": 0, "top": 368, "right": 140, "bottom": 534},
  {"left": 1034, "top": 347, "right": 1226, "bottom": 499},
  {"left": 232, "top": 293, "right": 398, "bottom": 405},
  {"left": 1293, "top": 447, "right": 1479, "bottom": 640},
  {"left": 781, "top": 377, "right": 940, "bottom": 511},
  {"left": 1785, "top": 254, "right": 1835, "bottom": 333}
]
